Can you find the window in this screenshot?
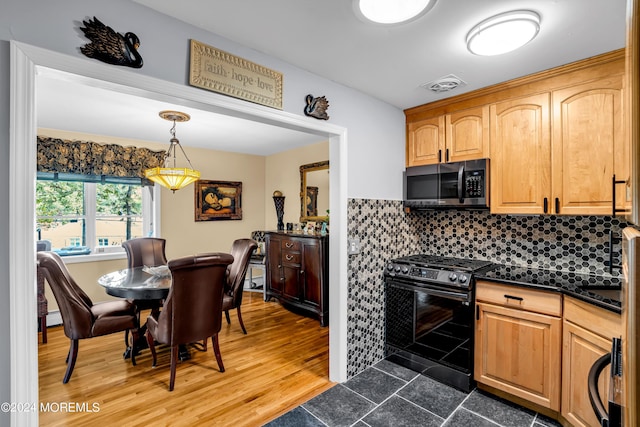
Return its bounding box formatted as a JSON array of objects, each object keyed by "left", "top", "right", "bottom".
[{"left": 36, "top": 180, "right": 160, "bottom": 258}]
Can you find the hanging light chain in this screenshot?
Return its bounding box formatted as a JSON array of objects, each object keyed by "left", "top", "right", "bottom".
[{"left": 163, "top": 118, "right": 196, "bottom": 170}]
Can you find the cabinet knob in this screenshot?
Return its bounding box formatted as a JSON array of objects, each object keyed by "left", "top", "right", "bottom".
[
  {"left": 286, "top": 254, "right": 293, "bottom": 261},
  {"left": 286, "top": 242, "right": 294, "bottom": 248}
]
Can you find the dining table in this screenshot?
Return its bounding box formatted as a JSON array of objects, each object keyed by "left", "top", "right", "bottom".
[
  {"left": 98, "top": 266, "right": 191, "bottom": 361},
  {"left": 98, "top": 265, "right": 171, "bottom": 301}
]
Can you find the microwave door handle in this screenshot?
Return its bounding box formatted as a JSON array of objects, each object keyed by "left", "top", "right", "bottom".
[{"left": 458, "top": 164, "right": 465, "bottom": 203}]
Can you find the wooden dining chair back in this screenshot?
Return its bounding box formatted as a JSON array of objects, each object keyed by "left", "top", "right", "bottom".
[
  {"left": 145, "top": 252, "right": 234, "bottom": 391},
  {"left": 122, "top": 237, "right": 167, "bottom": 269},
  {"left": 223, "top": 238, "right": 258, "bottom": 334},
  {"left": 37, "top": 251, "right": 138, "bottom": 383}
]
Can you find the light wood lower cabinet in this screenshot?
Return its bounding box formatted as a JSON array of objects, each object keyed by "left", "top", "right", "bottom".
[
  {"left": 562, "top": 297, "right": 622, "bottom": 427},
  {"left": 475, "top": 281, "right": 562, "bottom": 411}
]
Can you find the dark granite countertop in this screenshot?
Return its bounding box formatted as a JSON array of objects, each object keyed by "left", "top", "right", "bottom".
[{"left": 476, "top": 264, "right": 622, "bottom": 314}]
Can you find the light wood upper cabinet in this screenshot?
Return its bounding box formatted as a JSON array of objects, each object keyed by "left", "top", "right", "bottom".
[
  {"left": 490, "top": 93, "right": 551, "bottom": 215},
  {"left": 407, "top": 106, "right": 488, "bottom": 166},
  {"left": 407, "top": 115, "right": 444, "bottom": 166},
  {"left": 552, "top": 77, "right": 628, "bottom": 215},
  {"left": 446, "top": 106, "right": 489, "bottom": 163},
  {"left": 490, "top": 76, "right": 626, "bottom": 215}
]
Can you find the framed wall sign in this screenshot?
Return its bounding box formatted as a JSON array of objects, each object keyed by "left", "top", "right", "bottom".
[
  {"left": 195, "top": 180, "right": 242, "bottom": 221},
  {"left": 189, "top": 39, "right": 283, "bottom": 109}
]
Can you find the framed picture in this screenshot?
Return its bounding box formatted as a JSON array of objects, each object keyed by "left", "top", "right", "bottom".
[
  {"left": 195, "top": 180, "right": 242, "bottom": 221},
  {"left": 306, "top": 186, "right": 318, "bottom": 217}
]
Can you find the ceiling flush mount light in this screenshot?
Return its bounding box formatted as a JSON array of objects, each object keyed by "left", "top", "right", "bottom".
[
  {"left": 355, "top": 0, "right": 436, "bottom": 25},
  {"left": 466, "top": 10, "right": 540, "bottom": 56},
  {"left": 145, "top": 110, "right": 200, "bottom": 193}
]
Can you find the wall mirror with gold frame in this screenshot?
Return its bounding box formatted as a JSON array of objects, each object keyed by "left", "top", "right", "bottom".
[{"left": 300, "top": 160, "right": 329, "bottom": 223}]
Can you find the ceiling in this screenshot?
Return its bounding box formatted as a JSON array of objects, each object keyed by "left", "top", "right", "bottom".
[
  {"left": 38, "top": 0, "right": 628, "bottom": 155},
  {"left": 134, "top": 0, "right": 628, "bottom": 109}
]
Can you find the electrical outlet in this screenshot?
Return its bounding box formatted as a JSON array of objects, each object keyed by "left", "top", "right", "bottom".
[{"left": 348, "top": 238, "right": 361, "bottom": 255}]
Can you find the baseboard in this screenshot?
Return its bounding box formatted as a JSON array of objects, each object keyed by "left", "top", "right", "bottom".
[{"left": 46, "top": 311, "right": 62, "bottom": 327}]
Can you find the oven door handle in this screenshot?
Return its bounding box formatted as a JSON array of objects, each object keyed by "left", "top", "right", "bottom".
[
  {"left": 388, "top": 280, "right": 470, "bottom": 302},
  {"left": 588, "top": 352, "right": 611, "bottom": 426}
]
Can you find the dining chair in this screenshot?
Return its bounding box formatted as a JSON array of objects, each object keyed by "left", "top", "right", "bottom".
[
  {"left": 145, "top": 252, "right": 234, "bottom": 391},
  {"left": 36, "top": 240, "right": 52, "bottom": 344},
  {"left": 222, "top": 238, "right": 258, "bottom": 334},
  {"left": 37, "top": 251, "right": 138, "bottom": 383},
  {"left": 247, "top": 231, "right": 266, "bottom": 290},
  {"left": 122, "top": 237, "right": 168, "bottom": 345},
  {"left": 122, "top": 237, "right": 168, "bottom": 269}
]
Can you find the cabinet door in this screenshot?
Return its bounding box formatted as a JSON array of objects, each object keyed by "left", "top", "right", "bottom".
[
  {"left": 301, "top": 241, "right": 321, "bottom": 307},
  {"left": 266, "top": 236, "right": 283, "bottom": 296},
  {"left": 552, "top": 77, "right": 627, "bottom": 215},
  {"left": 561, "top": 320, "right": 613, "bottom": 427},
  {"left": 281, "top": 242, "right": 302, "bottom": 300},
  {"left": 407, "top": 116, "right": 445, "bottom": 166},
  {"left": 282, "top": 264, "right": 300, "bottom": 300},
  {"left": 475, "top": 302, "right": 561, "bottom": 410},
  {"left": 490, "top": 93, "right": 551, "bottom": 214},
  {"left": 446, "top": 105, "right": 489, "bottom": 162}
]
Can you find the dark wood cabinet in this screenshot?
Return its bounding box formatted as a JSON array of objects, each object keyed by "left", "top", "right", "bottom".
[{"left": 265, "top": 231, "right": 328, "bottom": 326}]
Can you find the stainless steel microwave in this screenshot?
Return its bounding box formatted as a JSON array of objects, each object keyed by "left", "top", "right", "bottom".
[{"left": 403, "top": 159, "right": 489, "bottom": 209}]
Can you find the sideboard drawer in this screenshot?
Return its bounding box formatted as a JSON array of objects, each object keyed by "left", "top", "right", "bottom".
[
  {"left": 281, "top": 239, "right": 301, "bottom": 251},
  {"left": 282, "top": 251, "right": 301, "bottom": 265}
]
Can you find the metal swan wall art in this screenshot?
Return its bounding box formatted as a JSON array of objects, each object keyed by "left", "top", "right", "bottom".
[
  {"left": 304, "top": 94, "right": 330, "bottom": 120},
  {"left": 79, "top": 16, "right": 143, "bottom": 68}
]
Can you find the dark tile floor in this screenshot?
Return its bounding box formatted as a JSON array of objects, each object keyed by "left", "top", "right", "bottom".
[{"left": 265, "top": 359, "right": 563, "bottom": 427}]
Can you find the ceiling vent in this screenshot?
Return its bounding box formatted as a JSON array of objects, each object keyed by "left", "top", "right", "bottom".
[{"left": 421, "top": 74, "right": 467, "bottom": 93}]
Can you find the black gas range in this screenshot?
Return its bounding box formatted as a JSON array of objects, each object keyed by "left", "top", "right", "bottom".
[
  {"left": 385, "top": 254, "right": 494, "bottom": 290},
  {"left": 384, "top": 255, "right": 494, "bottom": 392}
]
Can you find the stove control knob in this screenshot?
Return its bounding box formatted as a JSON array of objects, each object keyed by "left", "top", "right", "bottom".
[
  {"left": 459, "top": 274, "right": 468, "bottom": 283},
  {"left": 448, "top": 273, "right": 458, "bottom": 282},
  {"left": 401, "top": 266, "right": 409, "bottom": 274},
  {"left": 387, "top": 264, "right": 394, "bottom": 272},
  {"left": 395, "top": 265, "right": 402, "bottom": 273}
]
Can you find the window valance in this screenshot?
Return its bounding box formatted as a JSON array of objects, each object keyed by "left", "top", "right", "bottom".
[{"left": 37, "top": 136, "right": 166, "bottom": 184}]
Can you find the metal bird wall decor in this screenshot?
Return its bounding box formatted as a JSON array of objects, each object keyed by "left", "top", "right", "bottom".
[
  {"left": 79, "top": 16, "right": 143, "bottom": 68},
  {"left": 304, "top": 94, "right": 330, "bottom": 120}
]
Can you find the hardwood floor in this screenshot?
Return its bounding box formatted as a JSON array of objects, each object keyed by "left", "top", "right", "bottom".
[{"left": 38, "top": 291, "right": 333, "bottom": 426}]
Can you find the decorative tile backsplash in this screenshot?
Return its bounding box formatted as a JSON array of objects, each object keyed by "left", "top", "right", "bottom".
[{"left": 346, "top": 198, "right": 628, "bottom": 377}]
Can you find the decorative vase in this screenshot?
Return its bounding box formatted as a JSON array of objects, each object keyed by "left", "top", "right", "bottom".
[{"left": 273, "top": 196, "right": 285, "bottom": 231}]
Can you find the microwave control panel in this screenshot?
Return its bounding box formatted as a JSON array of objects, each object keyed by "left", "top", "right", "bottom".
[{"left": 465, "top": 171, "right": 484, "bottom": 197}]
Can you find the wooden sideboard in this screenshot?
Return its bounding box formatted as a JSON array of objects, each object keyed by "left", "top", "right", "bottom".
[{"left": 265, "top": 231, "right": 329, "bottom": 326}]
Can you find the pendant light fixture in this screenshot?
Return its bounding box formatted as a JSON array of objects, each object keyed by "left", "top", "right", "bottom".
[
  {"left": 144, "top": 110, "right": 200, "bottom": 193},
  {"left": 466, "top": 10, "right": 541, "bottom": 56}
]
